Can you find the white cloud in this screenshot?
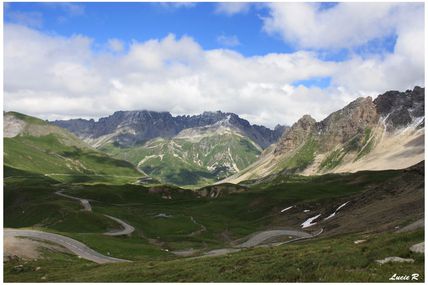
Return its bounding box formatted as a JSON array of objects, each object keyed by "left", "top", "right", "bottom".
[
  {"left": 3, "top": 13, "right": 425, "bottom": 128},
  {"left": 107, "top": 38, "right": 124, "bottom": 52},
  {"left": 215, "top": 3, "right": 251, "bottom": 15},
  {"left": 217, "top": 34, "right": 240, "bottom": 47},
  {"left": 262, "top": 3, "right": 420, "bottom": 50}
]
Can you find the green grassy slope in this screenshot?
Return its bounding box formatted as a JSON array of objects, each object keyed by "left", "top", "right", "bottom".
[
  {"left": 4, "top": 112, "right": 141, "bottom": 184},
  {"left": 4, "top": 229, "right": 424, "bottom": 282},
  {"left": 4, "top": 162, "right": 424, "bottom": 282},
  {"left": 5, "top": 163, "right": 422, "bottom": 259}
]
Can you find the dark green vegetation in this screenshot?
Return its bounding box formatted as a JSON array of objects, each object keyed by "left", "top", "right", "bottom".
[
  {"left": 5, "top": 162, "right": 424, "bottom": 280},
  {"left": 3, "top": 111, "right": 424, "bottom": 282},
  {"left": 4, "top": 229, "right": 424, "bottom": 282}
]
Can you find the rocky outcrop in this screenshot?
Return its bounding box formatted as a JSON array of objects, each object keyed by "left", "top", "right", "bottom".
[
  {"left": 274, "top": 115, "right": 316, "bottom": 155},
  {"left": 317, "top": 96, "right": 379, "bottom": 151},
  {"left": 53, "top": 111, "right": 286, "bottom": 149},
  {"left": 374, "top": 86, "right": 425, "bottom": 130},
  {"left": 274, "top": 87, "right": 424, "bottom": 157}
]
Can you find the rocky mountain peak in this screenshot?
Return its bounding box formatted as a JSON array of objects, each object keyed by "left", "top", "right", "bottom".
[
  {"left": 374, "top": 86, "right": 424, "bottom": 131},
  {"left": 53, "top": 110, "right": 286, "bottom": 149},
  {"left": 274, "top": 114, "right": 316, "bottom": 155},
  {"left": 317, "top": 96, "right": 379, "bottom": 151}
]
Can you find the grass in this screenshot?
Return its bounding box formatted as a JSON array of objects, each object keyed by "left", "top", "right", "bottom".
[
  {"left": 4, "top": 134, "right": 141, "bottom": 184},
  {"left": 319, "top": 148, "right": 346, "bottom": 170},
  {"left": 4, "top": 159, "right": 424, "bottom": 282},
  {"left": 5, "top": 166, "right": 403, "bottom": 258},
  {"left": 4, "top": 230, "right": 424, "bottom": 282}
]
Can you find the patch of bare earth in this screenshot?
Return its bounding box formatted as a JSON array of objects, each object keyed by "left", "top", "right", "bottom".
[{"left": 4, "top": 236, "right": 68, "bottom": 261}]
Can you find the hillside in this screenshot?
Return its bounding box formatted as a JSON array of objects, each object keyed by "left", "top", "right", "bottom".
[
  {"left": 4, "top": 112, "right": 142, "bottom": 183},
  {"left": 54, "top": 111, "right": 285, "bottom": 186},
  {"left": 225, "top": 87, "right": 425, "bottom": 183},
  {"left": 4, "top": 162, "right": 424, "bottom": 282}
]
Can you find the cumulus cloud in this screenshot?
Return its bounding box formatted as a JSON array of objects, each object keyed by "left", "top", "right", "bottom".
[
  {"left": 3, "top": 1, "right": 425, "bottom": 129},
  {"left": 262, "top": 3, "right": 420, "bottom": 50}
]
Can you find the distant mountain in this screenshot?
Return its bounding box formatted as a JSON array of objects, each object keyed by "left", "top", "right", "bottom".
[
  {"left": 53, "top": 111, "right": 287, "bottom": 186},
  {"left": 53, "top": 111, "right": 286, "bottom": 149},
  {"left": 225, "top": 86, "right": 425, "bottom": 183},
  {"left": 4, "top": 112, "right": 141, "bottom": 183},
  {"left": 101, "top": 116, "right": 264, "bottom": 186}
]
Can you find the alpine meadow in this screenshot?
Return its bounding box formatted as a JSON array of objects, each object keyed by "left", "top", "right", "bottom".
[{"left": 3, "top": 2, "right": 425, "bottom": 283}]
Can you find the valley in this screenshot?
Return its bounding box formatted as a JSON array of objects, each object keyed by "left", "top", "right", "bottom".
[{"left": 3, "top": 87, "right": 425, "bottom": 282}]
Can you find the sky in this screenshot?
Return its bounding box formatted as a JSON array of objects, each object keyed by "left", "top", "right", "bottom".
[{"left": 3, "top": 2, "right": 425, "bottom": 128}]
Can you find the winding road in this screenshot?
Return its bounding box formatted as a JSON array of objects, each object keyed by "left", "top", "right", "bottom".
[
  {"left": 235, "top": 229, "right": 313, "bottom": 248},
  {"left": 8, "top": 191, "right": 323, "bottom": 263},
  {"left": 55, "top": 190, "right": 135, "bottom": 236},
  {"left": 187, "top": 228, "right": 323, "bottom": 259},
  {"left": 4, "top": 229, "right": 130, "bottom": 264}
]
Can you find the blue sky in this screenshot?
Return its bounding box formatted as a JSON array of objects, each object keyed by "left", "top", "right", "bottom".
[
  {"left": 4, "top": 2, "right": 397, "bottom": 61},
  {"left": 5, "top": 3, "right": 296, "bottom": 56},
  {"left": 3, "top": 2, "right": 424, "bottom": 126}
]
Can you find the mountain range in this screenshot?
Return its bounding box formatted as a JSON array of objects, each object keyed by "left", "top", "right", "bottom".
[
  {"left": 225, "top": 86, "right": 424, "bottom": 184},
  {"left": 53, "top": 111, "right": 287, "bottom": 186},
  {"left": 4, "top": 86, "right": 424, "bottom": 187}
]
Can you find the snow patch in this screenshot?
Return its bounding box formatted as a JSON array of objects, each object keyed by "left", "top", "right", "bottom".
[
  {"left": 324, "top": 201, "right": 349, "bottom": 221},
  {"left": 281, "top": 206, "right": 294, "bottom": 213},
  {"left": 301, "top": 214, "right": 321, "bottom": 228}
]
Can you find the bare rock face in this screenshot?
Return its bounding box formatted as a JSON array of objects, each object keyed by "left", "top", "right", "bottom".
[
  {"left": 4, "top": 113, "right": 26, "bottom": 138},
  {"left": 374, "top": 86, "right": 425, "bottom": 131},
  {"left": 53, "top": 111, "right": 286, "bottom": 149},
  {"left": 274, "top": 115, "right": 317, "bottom": 155},
  {"left": 317, "top": 97, "right": 379, "bottom": 151}
]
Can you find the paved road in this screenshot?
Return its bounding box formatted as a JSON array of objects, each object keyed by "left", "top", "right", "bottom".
[
  {"left": 55, "top": 191, "right": 92, "bottom": 211},
  {"left": 236, "top": 229, "right": 313, "bottom": 248},
  {"left": 103, "top": 215, "right": 135, "bottom": 236},
  {"left": 4, "top": 229, "right": 130, "bottom": 264},
  {"left": 55, "top": 190, "right": 135, "bottom": 236},
  {"left": 183, "top": 228, "right": 322, "bottom": 259}
]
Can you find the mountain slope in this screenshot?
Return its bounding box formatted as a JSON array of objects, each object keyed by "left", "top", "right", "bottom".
[
  {"left": 4, "top": 112, "right": 142, "bottom": 183},
  {"left": 101, "top": 118, "right": 262, "bottom": 186},
  {"left": 53, "top": 110, "right": 286, "bottom": 149},
  {"left": 225, "top": 86, "right": 424, "bottom": 183},
  {"left": 54, "top": 111, "right": 286, "bottom": 186}
]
